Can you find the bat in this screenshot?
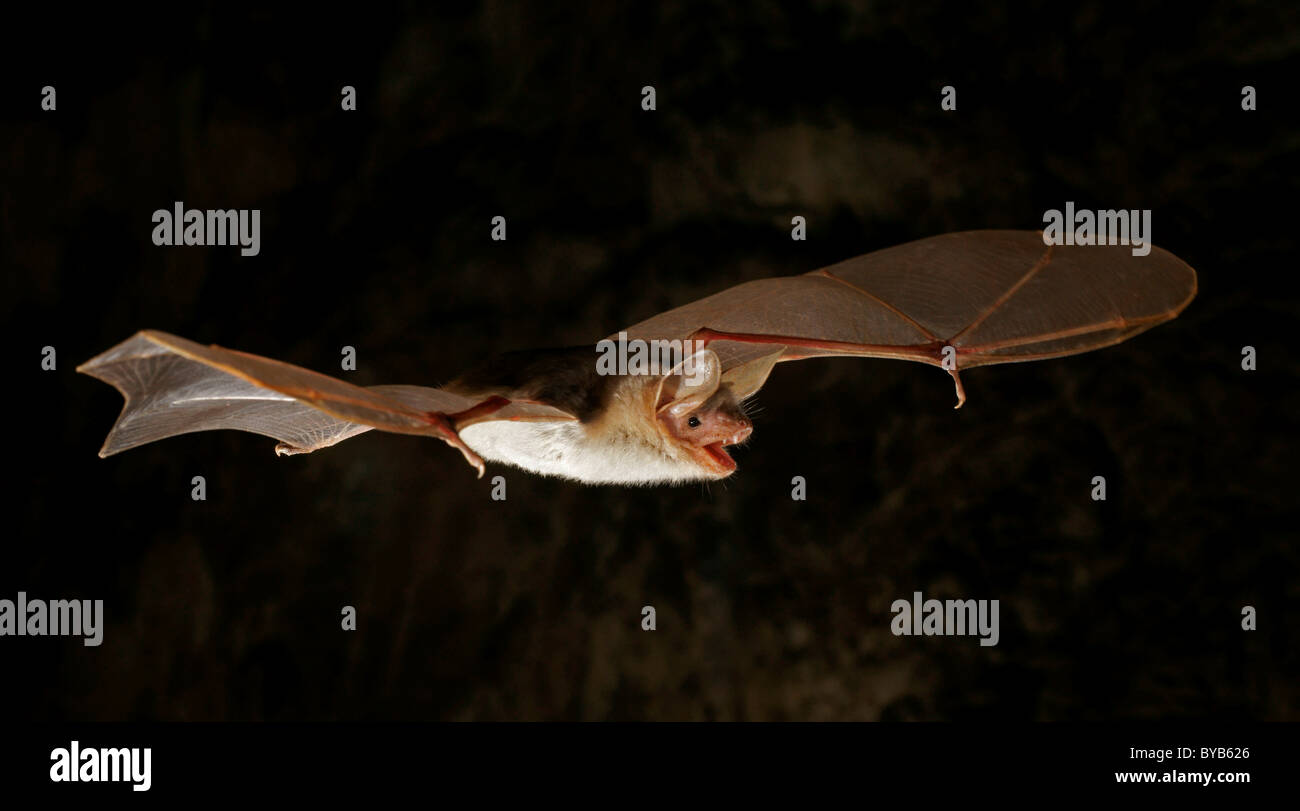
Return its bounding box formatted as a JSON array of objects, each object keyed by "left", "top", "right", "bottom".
[{"left": 78, "top": 230, "right": 1197, "bottom": 485}]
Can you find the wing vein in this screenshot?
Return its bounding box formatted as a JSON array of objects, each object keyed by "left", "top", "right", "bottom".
[
  {"left": 949, "top": 242, "right": 1055, "bottom": 343},
  {"left": 957, "top": 313, "right": 1168, "bottom": 355},
  {"left": 813, "top": 270, "right": 940, "bottom": 342}
]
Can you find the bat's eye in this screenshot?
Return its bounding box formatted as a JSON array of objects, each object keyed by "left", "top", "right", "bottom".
[{"left": 687, "top": 416, "right": 701, "bottom": 429}]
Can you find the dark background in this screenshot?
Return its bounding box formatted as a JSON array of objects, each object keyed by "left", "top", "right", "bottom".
[{"left": 2, "top": 2, "right": 1296, "bottom": 720}]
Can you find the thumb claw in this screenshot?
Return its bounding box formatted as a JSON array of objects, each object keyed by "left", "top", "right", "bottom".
[{"left": 948, "top": 368, "right": 966, "bottom": 409}]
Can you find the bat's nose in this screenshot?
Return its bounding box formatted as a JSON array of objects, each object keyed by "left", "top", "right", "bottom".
[{"left": 728, "top": 419, "right": 753, "bottom": 445}]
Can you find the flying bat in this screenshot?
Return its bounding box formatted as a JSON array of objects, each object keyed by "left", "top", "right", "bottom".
[{"left": 78, "top": 230, "right": 1197, "bottom": 485}]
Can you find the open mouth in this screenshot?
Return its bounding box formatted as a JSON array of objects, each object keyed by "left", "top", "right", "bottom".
[
  {"left": 701, "top": 441, "right": 737, "bottom": 473},
  {"left": 693, "top": 427, "right": 751, "bottom": 476}
]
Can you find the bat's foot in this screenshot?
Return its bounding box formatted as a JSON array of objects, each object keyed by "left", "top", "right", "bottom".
[
  {"left": 948, "top": 368, "right": 966, "bottom": 409},
  {"left": 422, "top": 410, "right": 488, "bottom": 478}
]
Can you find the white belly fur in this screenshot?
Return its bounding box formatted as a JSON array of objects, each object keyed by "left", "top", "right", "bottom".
[{"left": 459, "top": 419, "right": 715, "bottom": 485}]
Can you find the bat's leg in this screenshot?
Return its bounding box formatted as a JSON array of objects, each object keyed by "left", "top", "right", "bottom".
[
  {"left": 420, "top": 412, "right": 487, "bottom": 477},
  {"left": 421, "top": 396, "right": 512, "bottom": 478},
  {"left": 447, "top": 395, "right": 512, "bottom": 426}
]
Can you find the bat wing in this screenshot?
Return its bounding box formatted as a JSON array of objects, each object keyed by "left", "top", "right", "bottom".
[
  {"left": 78, "top": 331, "right": 575, "bottom": 473},
  {"left": 618, "top": 230, "right": 1197, "bottom": 405}
]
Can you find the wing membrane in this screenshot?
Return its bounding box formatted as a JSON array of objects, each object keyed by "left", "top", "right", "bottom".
[
  {"left": 618, "top": 230, "right": 1197, "bottom": 398},
  {"left": 78, "top": 331, "right": 574, "bottom": 458}
]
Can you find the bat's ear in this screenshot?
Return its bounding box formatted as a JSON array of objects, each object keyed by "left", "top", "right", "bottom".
[
  {"left": 655, "top": 348, "right": 721, "bottom": 417},
  {"left": 721, "top": 350, "right": 782, "bottom": 401}
]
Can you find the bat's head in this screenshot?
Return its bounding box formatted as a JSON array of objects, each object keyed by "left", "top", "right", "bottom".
[{"left": 655, "top": 349, "right": 753, "bottom": 478}]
